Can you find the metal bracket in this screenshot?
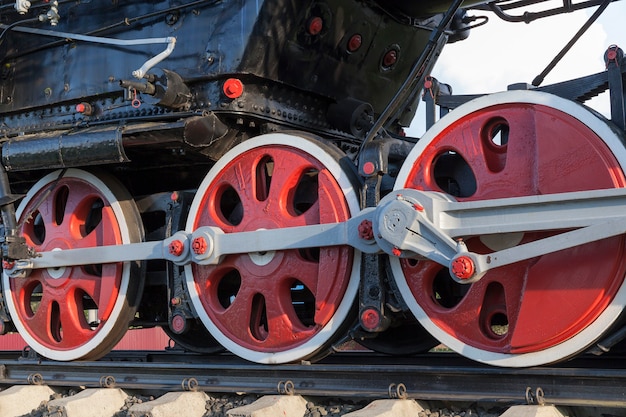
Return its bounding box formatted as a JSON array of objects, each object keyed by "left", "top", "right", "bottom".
[
  {"left": 277, "top": 380, "right": 295, "bottom": 395},
  {"left": 526, "top": 387, "right": 546, "bottom": 406},
  {"left": 606, "top": 45, "right": 626, "bottom": 131},
  {"left": 376, "top": 187, "right": 626, "bottom": 283},
  {"left": 388, "top": 383, "right": 407, "bottom": 399},
  {"left": 181, "top": 377, "right": 199, "bottom": 391}
]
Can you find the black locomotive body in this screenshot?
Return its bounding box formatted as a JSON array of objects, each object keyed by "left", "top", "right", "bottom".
[{"left": 0, "top": 0, "right": 452, "bottom": 180}]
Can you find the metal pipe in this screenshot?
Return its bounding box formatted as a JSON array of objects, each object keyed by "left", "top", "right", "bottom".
[
  {"left": 2, "top": 128, "right": 129, "bottom": 172},
  {"left": 0, "top": 164, "right": 16, "bottom": 231},
  {"left": 531, "top": 0, "right": 611, "bottom": 86},
  {"left": 0, "top": 23, "right": 176, "bottom": 79},
  {"left": 361, "top": 0, "right": 464, "bottom": 146}
]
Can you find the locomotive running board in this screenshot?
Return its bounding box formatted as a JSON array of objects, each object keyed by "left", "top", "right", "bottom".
[{"left": 6, "top": 187, "right": 626, "bottom": 283}]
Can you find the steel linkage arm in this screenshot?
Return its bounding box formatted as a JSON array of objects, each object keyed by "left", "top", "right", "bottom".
[
  {"left": 7, "top": 189, "right": 626, "bottom": 284},
  {"left": 377, "top": 187, "right": 626, "bottom": 283},
  {"left": 3, "top": 210, "right": 381, "bottom": 277}
]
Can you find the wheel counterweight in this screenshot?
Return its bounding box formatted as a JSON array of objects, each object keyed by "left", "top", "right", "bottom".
[
  {"left": 391, "top": 91, "right": 626, "bottom": 367},
  {"left": 185, "top": 133, "right": 360, "bottom": 364},
  {"left": 2, "top": 169, "right": 144, "bottom": 361}
]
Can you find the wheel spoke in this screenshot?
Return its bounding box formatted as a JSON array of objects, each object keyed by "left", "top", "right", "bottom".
[
  {"left": 263, "top": 279, "right": 315, "bottom": 342},
  {"left": 26, "top": 290, "right": 56, "bottom": 341},
  {"left": 212, "top": 283, "right": 260, "bottom": 342},
  {"left": 453, "top": 107, "right": 540, "bottom": 196},
  {"left": 75, "top": 206, "right": 121, "bottom": 248},
  {"left": 274, "top": 250, "right": 318, "bottom": 292},
  {"left": 57, "top": 288, "right": 94, "bottom": 344},
  {"left": 265, "top": 157, "right": 312, "bottom": 208}
]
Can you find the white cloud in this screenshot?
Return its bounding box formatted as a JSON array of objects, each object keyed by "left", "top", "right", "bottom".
[{"left": 406, "top": 1, "right": 626, "bottom": 137}]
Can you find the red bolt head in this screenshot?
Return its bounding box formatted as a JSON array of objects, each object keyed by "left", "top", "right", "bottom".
[
  {"left": 392, "top": 247, "right": 402, "bottom": 257},
  {"left": 170, "top": 314, "right": 187, "bottom": 334},
  {"left": 362, "top": 161, "right": 376, "bottom": 175},
  {"left": 2, "top": 260, "right": 14, "bottom": 270},
  {"left": 358, "top": 220, "right": 374, "bottom": 240},
  {"left": 192, "top": 237, "right": 207, "bottom": 255},
  {"left": 307, "top": 16, "right": 323, "bottom": 35},
  {"left": 451, "top": 256, "right": 475, "bottom": 280},
  {"left": 382, "top": 49, "right": 398, "bottom": 68},
  {"left": 223, "top": 78, "right": 244, "bottom": 99},
  {"left": 360, "top": 308, "right": 380, "bottom": 331},
  {"left": 347, "top": 34, "right": 362, "bottom": 52},
  {"left": 75, "top": 102, "right": 93, "bottom": 115},
  {"left": 169, "top": 240, "right": 184, "bottom": 257}
]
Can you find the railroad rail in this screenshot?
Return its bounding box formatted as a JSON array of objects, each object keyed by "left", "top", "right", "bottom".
[{"left": 0, "top": 351, "right": 625, "bottom": 408}]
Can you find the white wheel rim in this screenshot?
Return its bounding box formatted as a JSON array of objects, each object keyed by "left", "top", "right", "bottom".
[
  {"left": 2, "top": 169, "right": 136, "bottom": 361},
  {"left": 391, "top": 90, "right": 626, "bottom": 367},
  {"left": 185, "top": 133, "right": 361, "bottom": 364}
]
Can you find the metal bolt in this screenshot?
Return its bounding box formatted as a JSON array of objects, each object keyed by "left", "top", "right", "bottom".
[
  {"left": 451, "top": 256, "right": 475, "bottom": 280},
  {"left": 170, "top": 314, "right": 187, "bottom": 334},
  {"left": 360, "top": 308, "right": 380, "bottom": 331},
  {"left": 358, "top": 220, "right": 374, "bottom": 240},
  {"left": 192, "top": 237, "right": 207, "bottom": 255},
  {"left": 392, "top": 247, "right": 402, "bottom": 257},
  {"left": 165, "top": 12, "right": 179, "bottom": 25},
  {"left": 169, "top": 240, "right": 184, "bottom": 257}
]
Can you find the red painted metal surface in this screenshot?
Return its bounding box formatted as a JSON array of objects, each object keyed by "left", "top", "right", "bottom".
[
  {"left": 8, "top": 176, "right": 131, "bottom": 352},
  {"left": 0, "top": 327, "right": 170, "bottom": 351},
  {"left": 191, "top": 144, "right": 353, "bottom": 351},
  {"left": 399, "top": 103, "right": 626, "bottom": 354}
]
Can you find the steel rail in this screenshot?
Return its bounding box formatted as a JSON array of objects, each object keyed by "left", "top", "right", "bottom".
[{"left": 0, "top": 352, "right": 624, "bottom": 407}]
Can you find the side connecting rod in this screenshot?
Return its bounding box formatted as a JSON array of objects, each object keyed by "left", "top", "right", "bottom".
[
  {"left": 7, "top": 188, "right": 626, "bottom": 283},
  {"left": 4, "top": 210, "right": 380, "bottom": 277}
]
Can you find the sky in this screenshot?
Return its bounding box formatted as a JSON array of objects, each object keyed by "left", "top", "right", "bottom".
[{"left": 406, "top": 0, "right": 626, "bottom": 136}]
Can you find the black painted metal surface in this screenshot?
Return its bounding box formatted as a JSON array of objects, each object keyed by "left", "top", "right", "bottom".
[
  {"left": 0, "top": 0, "right": 445, "bottom": 145},
  {"left": 0, "top": 352, "right": 625, "bottom": 407}
]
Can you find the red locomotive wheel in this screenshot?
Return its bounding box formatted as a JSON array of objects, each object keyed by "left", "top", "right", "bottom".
[
  {"left": 185, "top": 133, "right": 360, "bottom": 364},
  {"left": 3, "top": 169, "right": 143, "bottom": 361},
  {"left": 391, "top": 91, "right": 626, "bottom": 367}
]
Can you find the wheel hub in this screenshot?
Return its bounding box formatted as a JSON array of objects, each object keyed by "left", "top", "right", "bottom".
[{"left": 46, "top": 247, "right": 67, "bottom": 281}]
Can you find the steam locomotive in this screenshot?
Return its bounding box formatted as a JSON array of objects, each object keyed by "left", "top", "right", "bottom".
[{"left": 0, "top": 0, "right": 624, "bottom": 368}]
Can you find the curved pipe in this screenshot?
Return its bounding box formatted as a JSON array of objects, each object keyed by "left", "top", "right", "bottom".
[{"left": 0, "top": 23, "right": 176, "bottom": 79}]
